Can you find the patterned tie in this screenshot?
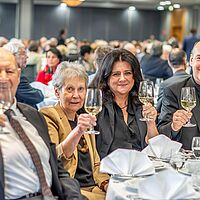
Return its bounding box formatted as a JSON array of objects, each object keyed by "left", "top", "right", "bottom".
[
  {"left": 0, "top": 145, "right": 5, "bottom": 197},
  {"left": 5, "top": 109, "right": 55, "bottom": 200}
]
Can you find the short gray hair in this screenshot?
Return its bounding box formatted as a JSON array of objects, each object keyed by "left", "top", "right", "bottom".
[
  {"left": 52, "top": 61, "right": 88, "bottom": 89},
  {"left": 3, "top": 40, "right": 25, "bottom": 54}
]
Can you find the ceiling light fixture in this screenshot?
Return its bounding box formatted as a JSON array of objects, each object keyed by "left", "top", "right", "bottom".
[
  {"left": 62, "top": 0, "right": 84, "bottom": 7},
  {"left": 129, "top": 6, "right": 136, "bottom": 11}
]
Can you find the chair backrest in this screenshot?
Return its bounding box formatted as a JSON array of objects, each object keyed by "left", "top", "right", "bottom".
[{"left": 22, "top": 64, "right": 37, "bottom": 83}]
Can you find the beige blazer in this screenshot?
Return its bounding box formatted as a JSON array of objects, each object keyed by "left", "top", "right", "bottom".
[{"left": 40, "top": 103, "right": 109, "bottom": 187}]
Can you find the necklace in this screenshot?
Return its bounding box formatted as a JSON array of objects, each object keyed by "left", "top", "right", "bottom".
[
  {"left": 120, "top": 104, "right": 128, "bottom": 109},
  {"left": 77, "top": 135, "right": 89, "bottom": 153}
]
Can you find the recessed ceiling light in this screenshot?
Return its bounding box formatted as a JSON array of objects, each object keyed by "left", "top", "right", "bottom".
[
  {"left": 60, "top": 3, "right": 67, "bottom": 7},
  {"left": 168, "top": 5, "right": 174, "bottom": 11},
  {"left": 165, "top": 1, "right": 171, "bottom": 5},
  {"left": 157, "top": 6, "right": 164, "bottom": 11},
  {"left": 173, "top": 4, "right": 181, "bottom": 9},
  {"left": 129, "top": 6, "right": 136, "bottom": 11},
  {"left": 160, "top": 1, "right": 166, "bottom": 6}
]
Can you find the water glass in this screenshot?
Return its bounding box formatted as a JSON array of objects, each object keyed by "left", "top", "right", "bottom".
[{"left": 192, "top": 137, "right": 200, "bottom": 158}]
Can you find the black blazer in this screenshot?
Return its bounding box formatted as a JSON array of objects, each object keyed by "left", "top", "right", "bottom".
[
  {"left": 96, "top": 99, "right": 147, "bottom": 159},
  {"left": 0, "top": 103, "right": 85, "bottom": 200},
  {"left": 16, "top": 75, "right": 44, "bottom": 108},
  {"left": 158, "top": 76, "right": 200, "bottom": 150}
]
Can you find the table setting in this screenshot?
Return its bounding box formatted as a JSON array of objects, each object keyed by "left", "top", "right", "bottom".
[{"left": 101, "top": 135, "right": 200, "bottom": 200}]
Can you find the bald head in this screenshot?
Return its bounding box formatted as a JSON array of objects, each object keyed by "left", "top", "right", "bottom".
[
  {"left": 0, "top": 47, "right": 20, "bottom": 100},
  {"left": 168, "top": 48, "right": 187, "bottom": 69},
  {"left": 0, "top": 48, "right": 17, "bottom": 69},
  {"left": 123, "top": 43, "right": 136, "bottom": 55},
  {"left": 191, "top": 41, "right": 200, "bottom": 55},
  {"left": 190, "top": 41, "right": 200, "bottom": 85}
]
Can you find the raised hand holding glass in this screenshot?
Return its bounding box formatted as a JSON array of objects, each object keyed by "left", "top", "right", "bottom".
[
  {"left": 138, "top": 80, "right": 154, "bottom": 121},
  {"left": 84, "top": 88, "right": 102, "bottom": 134},
  {"left": 181, "top": 87, "right": 196, "bottom": 127}
]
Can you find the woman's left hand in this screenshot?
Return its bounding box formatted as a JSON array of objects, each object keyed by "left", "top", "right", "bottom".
[{"left": 142, "top": 103, "right": 157, "bottom": 122}]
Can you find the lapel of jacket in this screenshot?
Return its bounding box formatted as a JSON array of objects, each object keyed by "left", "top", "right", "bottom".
[
  {"left": 104, "top": 100, "right": 115, "bottom": 138},
  {"left": 0, "top": 146, "right": 5, "bottom": 200},
  {"left": 186, "top": 79, "right": 200, "bottom": 132},
  {"left": 54, "top": 103, "right": 78, "bottom": 161},
  {"left": 17, "top": 103, "right": 50, "bottom": 148},
  {"left": 84, "top": 134, "right": 94, "bottom": 169},
  {"left": 133, "top": 103, "right": 147, "bottom": 149}
]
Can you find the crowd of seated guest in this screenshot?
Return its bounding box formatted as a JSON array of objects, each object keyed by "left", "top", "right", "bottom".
[{"left": 1, "top": 32, "right": 200, "bottom": 200}]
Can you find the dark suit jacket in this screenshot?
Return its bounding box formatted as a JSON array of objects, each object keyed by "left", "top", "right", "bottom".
[
  {"left": 156, "top": 71, "right": 191, "bottom": 113},
  {"left": 140, "top": 54, "right": 173, "bottom": 83},
  {"left": 0, "top": 103, "right": 85, "bottom": 200},
  {"left": 96, "top": 98, "right": 148, "bottom": 159},
  {"left": 158, "top": 76, "right": 200, "bottom": 150},
  {"left": 16, "top": 75, "right": 44, "bottom": 109}
]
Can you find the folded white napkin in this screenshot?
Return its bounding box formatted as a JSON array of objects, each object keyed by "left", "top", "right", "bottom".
[
  {"left": 142, "top": 135, "right": 182, "bottom": 159},
  {"left": 100, "top": 149, "right": 155, "bottom": 176},
  {"left": 138, "top": 169, "right": 197, "bottom": 200}
]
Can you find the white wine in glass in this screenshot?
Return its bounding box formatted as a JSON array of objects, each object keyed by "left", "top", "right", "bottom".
[
  {"left": 192, "top": 137, "right": 200, "bottom": 158},
  {"left": 138, "top": 80, "right": 154, "bottom": 121},
  {"left": 84, "top": 88, "right": 102, "bottom": 134},
  {"left": 181, "top": 87, "right": 196, "bottom": 127},
  {"left": 0, "top": 82, "right": 12, "bottom": 134}
]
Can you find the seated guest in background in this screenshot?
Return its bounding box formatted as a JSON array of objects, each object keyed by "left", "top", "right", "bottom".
[
  {"left": 140, "top": 40, "right": 173, "bottom": 83},
  {"left": 3, "top": 40, "right": 44, "bottom": 109},
  {"left": 88, "top": 45, "right": 113, "bottom": 85},
  {"left": 27, "top": 40, "right": 42, "bottom": 73},
  {"left": 0, "top": 48, "right": 86, "bottom": 200},
  {"left": 65, "top": 42, "right": 79, "bottom": 62},
  {"left": 123, "top": 42, "right": 137, "bottom": 55},
  {"left": 40, "top": 62, "right": 109, "bottom": 200},
  {"left": 79, "top": 45, "right": 95, "bottom": 75},
  {"left": 156, "top": 48, "right": 191, "bottom": 113},
  {"left": 91, "top": 49, "right": 158, "bottom": 159},
  {"left": 158, "top": 41, "right": 200, "bottom": 150},
  {"left": 36, "top": 47, "right": 62, "bottom": 85}
]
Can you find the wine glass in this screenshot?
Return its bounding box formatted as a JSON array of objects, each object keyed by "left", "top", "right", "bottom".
[
  {"left": 181, "top": 87, "right": 196, "bottom": 127},
  {"left": 138, "top": 80, "right": 154, "bottom": 121},
  {"left": 0, "top": 82, "right": 12, "bottom": 134},
  {"left": 192, "top": 137, "right": 200, "bottom": 158},
  {"left": 84, "top": 88, "right": 102, "bottom": 134}
]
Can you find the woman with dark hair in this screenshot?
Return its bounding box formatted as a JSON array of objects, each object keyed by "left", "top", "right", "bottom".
[
  {"left": 93, "top": 48, "right": 159, "bottom": 159},
  {"left": 36, "top": 47, "right": 62, "bottom": 85}
]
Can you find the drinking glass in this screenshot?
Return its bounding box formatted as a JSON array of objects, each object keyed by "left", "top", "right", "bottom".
[
  {"left": 84, "top": 88, "right": 102, "bottom": 134},
  {"left": 192, "top": 137, "right": 200, "bottom": 158},
  {"left": 181, "top": 87, "right": 196, "bottom": 127},
  {"left": 170, "top": 152, "right": 185, "bottom": 170},
  {"left": 0, "top": 82, "right": 12, "bottom": 134},
  {"left": 138, "top": 80, "right": 154, "bottom": 121}
]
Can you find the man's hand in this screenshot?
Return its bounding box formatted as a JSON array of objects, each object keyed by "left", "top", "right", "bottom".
[{"left": 171, "top": 109, "right": 192, "bottom": 131}]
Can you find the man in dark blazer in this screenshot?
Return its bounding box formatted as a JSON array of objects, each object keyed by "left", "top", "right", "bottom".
[
  {"left": 3, "top": 40, "right": 44, "bottom": 109},
  {"left": 140, "top": 40, "right": 173, "bottom": 83},
  {"left": 158, "top": 41, "right": 200, "bottom": 150},
  {"left": 0, "top": 48, "right": 86, "bottom": 199},
  {"left": 156, "top": 48, "right": 191, "bottom": 113}
]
